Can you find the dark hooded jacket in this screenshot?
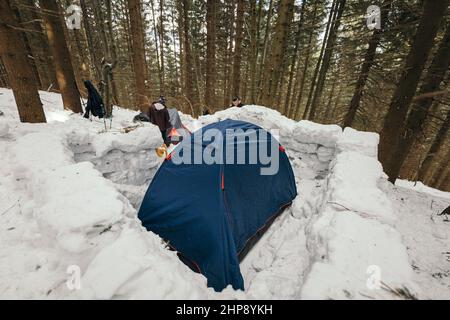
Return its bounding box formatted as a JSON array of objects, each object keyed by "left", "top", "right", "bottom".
[
  {"left": 149, "top": 102, "right": 171, "bottom": 132},
  {"left": 83, "top": 80, "right": 105, "bottom": 118}
]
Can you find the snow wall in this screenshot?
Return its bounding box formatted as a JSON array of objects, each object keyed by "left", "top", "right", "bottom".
[{"left": 0, "top": 90, "right": 417, "bottom": 299}]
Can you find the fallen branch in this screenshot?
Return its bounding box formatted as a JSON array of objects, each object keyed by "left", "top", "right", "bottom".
[{"left": 1, "top": 202, "right": 18, "bottom": 216}]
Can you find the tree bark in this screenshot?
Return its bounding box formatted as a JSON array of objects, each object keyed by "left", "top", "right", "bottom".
[
  {"left": 385, "top": 22, "right": 450, "bottom": 183},
  {"left": 232, "top": 0, "right": 245, "bottom": 97},
  {"left": 260, "top": 0, "right": 295, "bottom": 107},
  {"left": 307, "top": 0, "right": 346, "bottom": 121},
  {"left": 159, "top": 0, "right": 166, "bottom": 94},
  {"left": 417, "top": 108, "right": 450, "bottom": 184},
  {"left": 127, "top": 0, "right": 148, "bottom": 108},
  {"left": 25, "top": 0, "right": 58, "bottom": 90},
  {"left": 437, "top": 165, "right": 450, "bottom": 191},
  {"left": 0, "top": 0, "right": 46, "bottom": 123},
  {"left": 150, "top": 0, "right": 163, "bottom": 93},
  {"left": 378, "top": 0, "right": 448, "bottom": 182},
  {"left": 291, "top": 0, "right": 319, "bottom": 120},
  {"left": 431, "top": 149, "right": 450, "bottom": 189},
  {"left": 12, "top": 4, "right": 42, "bottom": 90},
  {"left": 303, "top": 0, "right": 337, "bottom": 119},
  {"left": 205, "top": 0, "right": 217, "bottom": 109},
  {"left": 283, "top": 0, "right": 307, "bottom": 116},
  {"left": 80, "top": 0, "right": 101, "bottom": 81},
  {"left": 343, "top": 0, "right": 390, "bottom": 128},
  {"left": 92, "top": 0, "right": 109, "bottom": 58},
  {"left": 223, "top": 0, "right": 235, "bottom": 107},
  {"left": 176, "top": 0, "right": 186, "bottom": 99},
  {"left": 170, "top": 3, "right": 180, "bottom": 95},
  {"left": 247, "top": 0, "right": 258, "bottom": 104},
  {"left": 181, "top": 0, "right": 200, "bottom": 115},
  {"left": 257, "top": 0, "right": 274, "bottom": 101},
  {"left": 40, "top": 0, "right": 82, "bottom": 113}
]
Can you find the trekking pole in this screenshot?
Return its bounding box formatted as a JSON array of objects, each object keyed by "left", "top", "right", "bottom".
[
  {"left": 76, "top": 82, "right": 87, "bottom": 116},
  {"left": 110, "top": 105, "right": 113, "bottom": 130}
]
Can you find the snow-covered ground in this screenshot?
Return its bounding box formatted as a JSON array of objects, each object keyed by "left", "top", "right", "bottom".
[{"left": 0, "top": 88, "right": 449, "bottom": 299}]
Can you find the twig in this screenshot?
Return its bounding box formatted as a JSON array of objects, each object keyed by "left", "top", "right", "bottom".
[
  {"left": 327, "top": 201, "right": 352, "bottom": 211},
  {"left": 1, "top": 202, "right": 17, "bottom": 216}
]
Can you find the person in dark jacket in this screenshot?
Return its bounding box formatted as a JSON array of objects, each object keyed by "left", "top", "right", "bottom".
[
  {"left": 230, "top": 96, "right": 244, "bottom": 108},
  {"left": 149, "top": 96, "right": 172, "bottom": 145}
]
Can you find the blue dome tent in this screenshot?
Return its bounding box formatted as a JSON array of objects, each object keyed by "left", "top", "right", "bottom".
[{"left": 138, "top": 119, "right": 297, "bottom": 291}]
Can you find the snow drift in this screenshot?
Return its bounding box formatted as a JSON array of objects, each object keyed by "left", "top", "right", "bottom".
[{"left": 1, "top": 88, "right": 448, "bottom": 299}]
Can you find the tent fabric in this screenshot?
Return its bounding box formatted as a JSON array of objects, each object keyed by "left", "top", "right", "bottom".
[
  {"left": 167, "top": 108, "right": 190, "bottom": 144},
  {"left": 138, "top": 119, "right": 297, "bottom": 291},
  {"left": 168, "top": 108, "right": 183, "bottom": 129}
]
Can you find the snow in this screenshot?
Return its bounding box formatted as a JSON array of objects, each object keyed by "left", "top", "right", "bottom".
[
  {"left": 0, "top": 87, "right": 449, "bottom": 299},
  {"left": 336, "top": 127, "right": 379, "bottom": 158},
  {"left": 294, "top": 120, "right": 342, "bottom": 148},
  {"left": 0, "top": 121, "right": 9, "bottom": 137},
  {"left": 300, "top": 141, "right": 417, "bottom": 299},
  {"left": 396, "top": 179, "right": 450, "bottom": 201},
  {"left": 382, "top": 182, "right": 450, "bottom": 300},
  {"left": 326, "top": 151, "right": 394, "bottom": 223}
]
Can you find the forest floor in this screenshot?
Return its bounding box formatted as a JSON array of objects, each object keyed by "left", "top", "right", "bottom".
[{"left": 0, "top": 88, "right": 449, "bottom": 299}]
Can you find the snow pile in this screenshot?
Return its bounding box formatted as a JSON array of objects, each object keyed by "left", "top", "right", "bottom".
[
  {"left": 195, "top": 105, "right": 341, "bottom": 174},
  {"left": 69, "top": 126, "right": 162, "bottom": 186},
  {"left": 336, "top": 127, "right": 379, "bottom": 158},
  {"left": 0, "top": 121, "right": 9, "bottom": 137},
  {"left": 2, "top": 88, "right": 446, "bottom": 299},
  {"left": 396, "top": 180, "right": 450, "bottom": 201},
  {"left": 384, "top": 181, "right": 450, "bottom": 300},
  {"left": 0, "top": 88, "right": 222, "bottom": 299},
  {"left": 301, "top": 129, "right": 418, "bottom": 299}
]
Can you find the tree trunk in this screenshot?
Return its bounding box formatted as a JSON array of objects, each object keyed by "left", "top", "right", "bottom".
[
  {"left": 150, "top": 0, "right": 163, "bottom": 93},
  {"left": 308, "top": 0, "right": 346, "bottom": 121},
  {"left": 431, "top": 149, "right": 450, "bottom": 189},
  {"left": 80, "top": 0, "right": 101, "bottom": 81},
  {"left": 12, "top": 4, "right": 42, "bottom": 90},
  {"left": 438, "top": 166, "right": 450, "bottom": 191},
  {"left": 303, "top": 0, "right": 337, "bottom": 119},
  {"left": 343, "top": 0, "right": 390, "bottom": 128},
  {"left": 0, "top": 58, "right": 8, "bottom": 87},
  {"left": 291, "top": 0, "right": 318, "bottom": 120},
  {"left": 283, "top": 0, "right": 307, "bottom": 116},
  {"left": 205, "top": 0, "right": 217, "bottom": 109},
  {"left": 105, "top": 0, "right": 120, "bottom": 105},
  {"left": 176, "top": 0, "right": 185, "bottom": 99},
  {"left": 223, "top": 0, "right": 235, "bottom": 107},
  {"left": 417, "top": 108, "right": 450, "bottom": 184},
  {"left": 170, "top": 4, "right": 180, "bottom": 95},
  {"left": 0, "top": 0, "right": 46, "bottom": 123},
  {"left": 18, "top": 0, "right": 57, "bottom": 90},
  {"left": 385, "top": 22, "right": 450, "bottom": 183},
  {"left": 378, "top": 0, "right": 448, "bottom": 182},
  {"left": 159, "top": 0, "right": 166, "bottom": 94},
  {"left": 181, "top": 0, "right": 200, "bottom": 115},
  {"left": 323, "top": 64, "right": 340, "bottom": 122},
  {"left": 247, "top": 0, "right": 258, "bottom": 104},
  {"left": 39, "top": 0, "right": 82, "bottom": 113},
  {"left": 232, "top": 0, "right": 245, "bottom": 97},
  {"left": 260, "top": 0, "right": 295, "bottom": 107},
  {"left": 92, "top": 0, "right": 109, "bottom": 58},
  {"left": 127, "top": 0, "right": 148, "bottom": 108},
  {"left": 257, "top": 0, "right": 274, "bottom": 102}
]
